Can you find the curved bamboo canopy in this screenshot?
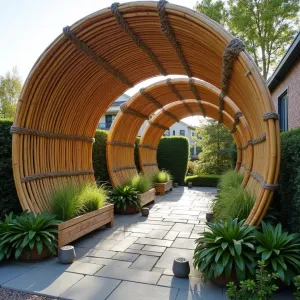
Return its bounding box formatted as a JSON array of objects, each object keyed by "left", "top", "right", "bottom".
[{"left": 12, "top": 1, "right": 279, "bottom": 225}]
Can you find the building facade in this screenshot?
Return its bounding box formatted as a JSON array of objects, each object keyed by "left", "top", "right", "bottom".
[
  {"left": 268, "top": 32, "right": 300, "bottom": 131},
  {"left": 98, "top": 96, "right": 198, "bottom": 158}
]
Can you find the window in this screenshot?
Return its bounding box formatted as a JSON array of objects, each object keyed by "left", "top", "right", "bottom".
[
  {"left": 278, "top": 91, "right": 288, "bottom": 132},
  {"left": 180, "top": 130, "right": 185, "bottom": 136},
  {"left": 105, "top": 115, "right": 116, "bottom": 129},
  {"left": 173, "top": 130, "right": 175, "bottom": 136}
]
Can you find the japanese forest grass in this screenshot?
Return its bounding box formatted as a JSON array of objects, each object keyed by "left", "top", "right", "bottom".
[{"left": 212, "top": 170, "right": 255, "bottom": 221}]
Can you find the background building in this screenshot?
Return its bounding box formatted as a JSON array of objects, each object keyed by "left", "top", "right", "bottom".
[{"left": 268, "top": 32, "right": 300, "bottom": 132}]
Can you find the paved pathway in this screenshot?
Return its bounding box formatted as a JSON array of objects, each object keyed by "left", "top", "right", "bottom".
[{"left": 0, "top": 187, "right": 293, "bottom": 300}]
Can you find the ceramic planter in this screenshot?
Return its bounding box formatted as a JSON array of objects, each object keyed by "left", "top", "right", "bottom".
[
  {"left": 155, "top": 180, "right": 173, "bottom": 195},
  {"left": 58, "top": 245, "right": 76, "bottom": 264},
  {"left": 140, "top": 188, "right": 156, "bottom": 206},
  {"left": 20, "top": 245, "right": 52, "bottom": 261},
  {"left": 172, "top": 257, "right": 190, "bottom": 278},
  {"left": 55, "top": 204, "right": 114, "bottom": 251},
  {"left": 141, "top": 207, "right": 149, "bottom": 216},
  {"left": 206, "top": 212, "right": 213, "bottom": 222}
]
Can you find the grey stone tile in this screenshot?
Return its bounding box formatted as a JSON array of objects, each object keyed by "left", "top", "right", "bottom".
[
  {"left": 104, "top": 230, "right": 132, "bottom": 241},
  {"left": 163, "top": 218, "right": 188, "bottom": 223},
  {"left": 111, "top": 236, "right": 138, "bottom": 251},
  {"left": 60, "top": 275, "right": 120, "bottom": 300},
  {"left": 152, "top": 267, "right": 165, "bottom": 274},
  {"left": 188, "top": 220, "right": 200, "bottom": 224},
  {"left": 76, "top": 239, "right": 119, "bottom": 251},
  {"left": 148, "top": 217, "right": 163, "bottom": 221},
  {"left": 81, "top": 256, "right": 132, "bottom": 268},
  {"left": 171, "top": 210, "right": 199, "bottom": 216},
  {"left": 3, "top": 268, "right": 83, "bottom": 298},
  {"left": 128, "top": 227, "right": 153, "bottom": 233},
  {"left": 164, "top": 231, "right": 179, "bottom": 241},
  {"left": 86, "top": 249, "right": 117, "bottom": 258},
  {"left": 143, "top": 220, "right": 175, "bottom": 226},
  {"left": 157, "top": 275, "right": 203, "bottom": 291},
  {"left": 135, "top": 237, "right": 173, "bottom": 247},
  {"left": 168, "top": 214, "right": 198, "bottom": 220},
  {"left": 95, "top": 266, "right": 161, "bottom": 284},
  {"left": 175, "top": 285, "right": 226, "bottom": 300},
  {"left": 190, "top": 233, "right": 199, "bottom": 239},
  {"left": 172, "top": 223, "right": 194, "bottom": 233},
  {"left": 128, "top": 243, "right": 144, "bottom": 250},
  {"left": 171, "top": 238, "right": 196, "bottom": 250},
  {"left": 146, "top": 229, "right": 168, "bottom": 239},
  {"left": 112, "top": 252, "right": 139, "bottom": 262},
  {"left": 65, "top": 261, "right": 103, "bottom": 275},
  {"left": 143, "top": 245, "right": 166, "bottom": 253},
  {"left": 125, "top": 249, "right": 162, "bottom": 257},
  {"left": 0, "top": 264, "right": 34, "bottom": 285},
  {"left": 106, "top": 281, "right": 178, "bottom": 300},
  {"left": 178, "top": 232, "right": 191, "bottom": 238},
  {"left": 129, "top": 255, "right": 159, "bottom": 271},
  {"left": 136, "top": 224, "right": 172, "bottom": 230},
  {"left": 130, "top": 232, "right": 147, "bottom": 237}
]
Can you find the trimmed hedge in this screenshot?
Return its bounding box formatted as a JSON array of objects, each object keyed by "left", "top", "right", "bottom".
[
  {"left": 92, "top": 130, "right": 109, "bottom": 183},
  {"left": 157, "top": 136, "right": 189, "bottom": 185},
  {"left": 276, "top": 128, "right": 300, "bottom": 232},
  {"left": 0, "top": 119, "right": 21, "bottom": 219},
  {"left": 185, "top": 175, "right": 221, "bottom": 187}
]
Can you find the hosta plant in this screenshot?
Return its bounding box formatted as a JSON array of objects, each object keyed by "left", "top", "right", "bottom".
[
  {"left": 256, "top": 222, "right": 300, "bottom": 284},
  {"left": 193, "top": 217, "right": 257, "bottom": 281},
  {"left": 108, "top": 185, "right": 141, "bottom": 211},
  {"left": 0, "top": 212, "right": 60, "bottom": 260}
]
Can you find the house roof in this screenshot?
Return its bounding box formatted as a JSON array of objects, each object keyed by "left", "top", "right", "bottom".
[
  {"left": 267, "top": 31, "right": 300, "bottom": 91},
  {"left": 179, "top": 120, "right": 196, "bottom": 130}
]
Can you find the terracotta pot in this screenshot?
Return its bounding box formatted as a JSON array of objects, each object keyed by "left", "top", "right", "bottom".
[
  {"left": 19, "top": 245, "right": 52, "bottom": 262},
  {"left": 114, "top": 206, "right": 139, "bottom": 214}
]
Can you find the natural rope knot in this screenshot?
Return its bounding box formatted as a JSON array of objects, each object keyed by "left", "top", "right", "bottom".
[
  {"left": 140, "top": 88, "right": 146, "bottom": 95},
  {"left": 234, "top": 111, "right": 243, "bottom": 122},
  {"left": 157, "top": 0, "right": 169, "bottom": 35},
  {"left": 263, "top": 112, "right": 279, "bottom": 120},
  {"left": 63, "top": 26, "right": 72, "bottom": 38},
  {"left": 223, "top": 39, "right": 245, "bottom": 57},
  {"left": 111, "top": 2, "right": 120, "bottom": 12}
]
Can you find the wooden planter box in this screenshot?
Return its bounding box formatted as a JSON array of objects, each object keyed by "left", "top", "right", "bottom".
[
  {"left": 155, "top": 180, "right": 173, "bottom": 195},
  {"left": 55, "top": 204, "right": 114, "bottom": 250},
  {"left": 140, "top": 188, "right": 156, "bottom": 207}
]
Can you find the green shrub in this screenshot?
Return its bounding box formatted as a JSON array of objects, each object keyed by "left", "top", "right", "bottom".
[
  {"left": 256, "top": 222, "right": 300, "bottom": 284},
  {"left": 108, "top": 186, "right": 141, "bottom": 210},
  {"left": 77, "top": 184, "right": 107, "bottom": 214},
  {"left": 126, "top": 174, "right": 152, "bottom": 193},
  {"left": 276, "top": 128, "right": 300, "bottom": 232},
  {"left": 93, "top": 130, "right": 109, "bottom": 183},
  {"left": 294, "top": 275, "right": 300, "bottom": 300},
  {"left": 157, "top": 136, "right": 189, "bottom": 185},
  {"left": 50, "top": 183, "right": 82, "bottom": 221},
  {"left": 193, "top": 217, "right": 257, "bottom": 281},
  {"left": 226, "top": 260, "right": 279, "bottom": 300},
  {"left": 218, "top": 169, "right": 244, "bottom": 190},
  {"left": 153, "top": 170, "right": 171, "bottom": 183},
  {"left": 0, "top": 119, "right": 21, "bottom": 219},
  {"left": 184, "top": 175, "right": 220, "bottom": 187},
  {"left": 0, "top": 211, "right": 60, "bottom": 260}
]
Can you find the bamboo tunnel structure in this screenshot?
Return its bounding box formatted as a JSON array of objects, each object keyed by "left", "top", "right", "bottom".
[{"left": 12, "top": 1, "right": 280, "bottom": 226}]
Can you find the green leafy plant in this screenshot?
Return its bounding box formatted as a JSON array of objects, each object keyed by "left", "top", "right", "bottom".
[
  {"left": 108, "top": 185, "right": 141, "bottom": 211},
  {"left": 294, "top": 275, "right": 300, "bottom": 300},
  {"left": 193, "top": 217, "right": 257, "bottom": 281},
  {"left": 153, "top": 170, "right": 171, "bottom": 183},
  {"left": 127, "top": 174, "right": 152, "bottom": 193},
  {"left": 226, "top": 260, "right": 279, "bottom": 300},
  {"left": 77, "top": 184, "right": 107, "bottom": 214},
  {"left": 184, "top": 174, "right": 220, "bottom": 187},
  {"left": 256, "top": 222, "right": 300, "bottom": 284},
  {"left": 50, "top": 183, "right": 82, "bottom": 221},
  {"left": 0, "top": 212, "right": 60, "bottom": 260}
]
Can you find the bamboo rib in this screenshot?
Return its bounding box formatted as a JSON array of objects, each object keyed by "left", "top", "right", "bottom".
[{"left": 11, "top": 2, "right": 279, "bottom": 226}]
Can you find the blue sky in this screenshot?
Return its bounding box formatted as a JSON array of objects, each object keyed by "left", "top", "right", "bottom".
[{"left": 0, "top": 0, "right": 202, "bottom": 125}]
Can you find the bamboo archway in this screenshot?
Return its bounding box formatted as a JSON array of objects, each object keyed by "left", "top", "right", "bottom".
[
  {"left": 107, "top": 78, "right": 252, "bottom": 188},
  {"left": 11, "top": 1, "right": 279, "bottom": 225}
]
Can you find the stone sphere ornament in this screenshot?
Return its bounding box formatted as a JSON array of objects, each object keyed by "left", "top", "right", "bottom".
[
  {"left": 141, "top": 207, "right": 149, "bottom": 216},
  {"left": 58, "top": 245, "right": 76, "bottom": 264},
  {"left": 172, "top": 257, "right": 190, "bottom": 278}
]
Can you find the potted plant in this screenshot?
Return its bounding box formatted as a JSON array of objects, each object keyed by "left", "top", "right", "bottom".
[
  {"left": 108, "top": 185, "right": 141, "bottom": 214},
  {"left": 153, "top": 170, "right": 173, "bottom": 195},
  {"left": 51, "top": 183, "right": 114, "bottom": 250},
  {"left": 193, "top": 217, "right": 257, "bottom": 286},
  {"left": 0, "top": 212, "right": 60, "bottom": 261},
  {"left": 256, "top": 222, "right": 300, "bottom": 285},
  {"left": 127, "top": 174, "right": 156, "bottom": 206}
]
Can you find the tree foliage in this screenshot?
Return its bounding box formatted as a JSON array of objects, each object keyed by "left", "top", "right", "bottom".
[
  {"left": 194, "top": 119, "right": 236, "bottom": 175},
  {"left": 0, "top": 67, "right": 22, "bottom": 118},
  {"left": 195, "top": 0, "right": 299, "bottom": 79}
]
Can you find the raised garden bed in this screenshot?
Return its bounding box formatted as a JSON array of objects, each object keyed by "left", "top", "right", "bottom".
[
  {"left": 140, "top": 188, "right": 156, "bottom": 206},
  {"left": 155, "top": 180, "right": 173, "bottom": 195},
  {"left": 55, "top": 204, "right": 114, "bottom": 250}
]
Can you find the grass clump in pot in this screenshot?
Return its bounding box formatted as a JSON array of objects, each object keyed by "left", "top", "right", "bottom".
[
  {"left": 153, "top": 170, "right": 172, "bottom": 183},
  {"left": 127, "top": 174, "right": 152, "bottom": 193}
]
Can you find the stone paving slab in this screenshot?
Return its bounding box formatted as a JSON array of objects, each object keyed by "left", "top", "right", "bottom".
[
  {"left": 135, "top": 224, "right": 173, "bottom": 230},
  {"left": 171, "top": 238, "right": 196, "bottom": 250},
  {"left": 3, "top": 268, "right": 83, "bottom": 298},
  {"left": 130, "top": 232, "right": 147, "bottom": 237},
  {"left": 106, "top": 281, "right": 179, "bottom": 300},
  {"left": 146, "top": 229, "right": 168, "bottom": 239},
  {"left": 163, "top": 218, "right": 188, "bottom": 223},
  {"left": 175, "top": 287, "right": 226, "bottom": 300},
  {"left": 60, "top": 275, "right": 120, "bottom": 300},
  {"left": 81, "top": 256, "right": 132, "bottom": 268},
  {"left": 95, "top": 266, "right": 161, "bottom": 284},
  {"left": 171, "top": 210, "right": 200, "bottom": 216},
  {"left": 125, "top": 248, "right": 162, "bottom": 257},
  {"left": 0, "top": 264, "right": 34, "bottom": 285},
  {"left": 172, "top": 223, "right": 194, "bottom": 233},
  {"left": 164, "top": 231, "right": 179, "bottom": 241},
  {"left": 128, "top": 243, "right": 144, "bottom": 250},
  {"left": 111, "top": 236, "right": 138, "bottom": 252},
  {"left": 65, "top": 261, "right": 103, "bottom": 275},
  {"left": 157, "top": 275, "right": 204, "bottom": 291},
  {"left": 129, "top": 255, "right": 159, "bottom": 271},
  {"left": 75, "top": 239, "right": 119, "bottom": 251},
  {"left": 143, "top": 245, "right": 166, "bottom": 253},
  {"left": 112, "top": 252, "right": 139, "bottom": 262},
  {"left": 135, "top": 237, "right": 173, "bottom": 247},
  {"left": 178, "top": 232, "right": 190, "bottom": 238},
  {"left": 86, "top": 249, "right": 117, "bottom": 258}
]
